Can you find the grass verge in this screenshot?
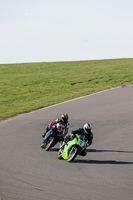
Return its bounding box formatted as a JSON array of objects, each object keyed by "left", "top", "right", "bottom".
[
  {"left": 0, "top": 58, "right": 133, "bottom": 121},
  {"left": 0, "top": 199, "right": 11, "bottom": 200}
]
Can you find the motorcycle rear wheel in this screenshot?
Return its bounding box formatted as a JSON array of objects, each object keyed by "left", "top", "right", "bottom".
[
  {"left": 45, "top": 137, "right": 55, "bottom": 151},
  {"left": 67, "top": 146, "right": 78, "bottom": 162}
]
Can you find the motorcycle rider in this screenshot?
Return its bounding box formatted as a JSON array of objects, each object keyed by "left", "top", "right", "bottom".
[
  {"left": 42, "top": 113, "right": 69, "bottom": 139},
  {"left": 62, "top": 123, "right": 93, "bottom": 156}
]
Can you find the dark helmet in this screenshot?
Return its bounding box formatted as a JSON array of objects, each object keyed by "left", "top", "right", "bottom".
[
  {"left": 61, "top": 113, "right": 68, "bottom": 122},
  {"left": 83, "top": 123, "right": 92, "bottom": 134}
]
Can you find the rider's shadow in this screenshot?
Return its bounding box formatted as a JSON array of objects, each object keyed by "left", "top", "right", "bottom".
[{"left": 74, "top": 149, "right": 133, "bottom": 164}]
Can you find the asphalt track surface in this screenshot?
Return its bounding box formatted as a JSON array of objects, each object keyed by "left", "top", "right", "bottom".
[{"left": 0, "top": 84, "right": 133, "bottom": 200}]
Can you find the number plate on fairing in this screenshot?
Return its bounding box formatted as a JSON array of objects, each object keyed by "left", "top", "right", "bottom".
[{"left": 77, "top": 139, "right": 85, "bottom": 147}]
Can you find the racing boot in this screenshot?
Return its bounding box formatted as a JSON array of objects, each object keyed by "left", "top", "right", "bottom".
[
  {"left": 42, "top": 132, "right": 46, "bottom": 138},
  {"left": 80, "top": 148, "right": 87, "bottom": 156}
]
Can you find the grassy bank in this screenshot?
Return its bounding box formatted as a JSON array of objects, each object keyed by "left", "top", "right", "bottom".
[
  {"left": 0, "top": 199, "right": 10, "bottom": 200},
  {"left": 0, "top": 58, "right": 133, "bottom": 121}
]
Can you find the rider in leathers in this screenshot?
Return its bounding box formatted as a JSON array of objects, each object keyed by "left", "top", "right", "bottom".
[
  {"left": 63, "top": 123, "right": 93, "bottom": 156},
  {"left": 42, "top": 113, "right": 69, "bottom": 138}
]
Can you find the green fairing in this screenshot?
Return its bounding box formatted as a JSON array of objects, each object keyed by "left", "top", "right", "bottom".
[{"left": 62, "top": 134, "right": 86, "bottom": 159}]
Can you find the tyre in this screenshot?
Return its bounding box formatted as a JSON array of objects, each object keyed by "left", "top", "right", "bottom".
[
  {"left": 67, "top": 146, "right": 78, "bottom": 162},
  {"left": 45, "top": 137, "right": 55, "bottom": 151},
  {"left": 57, "top": 149, "right": 63, "bottom": 160}
]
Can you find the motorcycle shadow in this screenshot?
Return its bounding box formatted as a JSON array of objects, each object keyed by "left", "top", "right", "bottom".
[
  {"left": 50, "top": 148, "right": 59, "bottom": 152},
  {"left": 74, "top": 149, "right": 133, "bottom": 164},
  {"left": 87, "top": 149, "right": 133, "bottom": 153},
  {"left": 74, "top": 159, "right": 133, "bottom": 165}
]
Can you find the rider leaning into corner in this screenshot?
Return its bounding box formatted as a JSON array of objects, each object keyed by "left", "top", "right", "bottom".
[
  {"left": 62, "top": 123, "right": 93, "bottom": 156},
  {"left": 42, "top": 113, "right": 69, "bottom": 139}
]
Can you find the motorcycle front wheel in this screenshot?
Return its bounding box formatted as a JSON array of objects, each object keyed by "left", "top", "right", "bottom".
[
  {"left": 67, "top": 146, "right": 78, "bottom": 162},
  {"left": 45, "top": 137, "right": 55, "bottom": 151}
]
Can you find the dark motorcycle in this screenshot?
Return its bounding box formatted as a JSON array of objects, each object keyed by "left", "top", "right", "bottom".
[{"left": 41, "top": 126, "right": 64, "bottom": 151}]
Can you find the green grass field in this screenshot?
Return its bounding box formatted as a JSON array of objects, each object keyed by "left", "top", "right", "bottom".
[
  {"left": 0, "top": 199, "right": 10, "bottom": 200},
  {"left": 0, "top": 58, "right": 133, "bottom": 121}
]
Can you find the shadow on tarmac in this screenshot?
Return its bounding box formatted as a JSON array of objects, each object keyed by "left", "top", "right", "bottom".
[
  {"left": 46, "top": 148, "right": 133, "bottom": 165},
  {"left": 74, "top": 149, "right": 133, "bottom": 164},
  {"left": 87, "top": 149, "right": 133, "bottom": 153},
  {"left": 74, "top": 159, "right": 133, "bottom": 165},
  {"left": 50, "top": 148, "right": 133, "bottom": 154}
]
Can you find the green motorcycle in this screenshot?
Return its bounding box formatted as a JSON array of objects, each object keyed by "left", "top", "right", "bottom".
[{"left": 58, "top": 134, "right": 87, "bottom": 162}]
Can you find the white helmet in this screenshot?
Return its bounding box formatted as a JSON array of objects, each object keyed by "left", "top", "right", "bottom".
[{"left": 83, "top": 123, "right": 92, "bottom": 134}]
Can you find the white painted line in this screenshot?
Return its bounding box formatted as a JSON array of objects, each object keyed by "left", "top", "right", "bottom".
[
  {"left": 0, "top": 85, "right": 129, "bottom": 124},
  {"left": 39, "top": 86, "right": 122, "bottom": 110}
]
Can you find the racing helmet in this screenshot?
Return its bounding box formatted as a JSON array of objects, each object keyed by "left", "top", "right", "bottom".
[
  {"left": 83, "top": 123, "right": 92, "bottom": 134},
  {"left": 61, "top": 113, "right": 68, "bottom": 122}
]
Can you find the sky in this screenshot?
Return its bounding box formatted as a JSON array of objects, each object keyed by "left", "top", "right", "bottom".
[{"left": 0, "top": 0, "right": 133, "bottom": 64}]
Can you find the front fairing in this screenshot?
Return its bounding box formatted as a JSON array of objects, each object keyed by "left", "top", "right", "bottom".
[
  {"left": 62, "top": 134, "right": 86, "bottom": 159},
  {"left": 44, "top": 129, "right": 63, "bottom": 144},
  {"left": 44, "top": 130, "right": 53, "bottom": 141},
  {"left": 62, "top": 138, "right": 77, "bottom": 159}
]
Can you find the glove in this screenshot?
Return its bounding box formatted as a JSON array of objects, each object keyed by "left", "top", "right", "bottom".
[{"left": 70, "top": 131, "right": 74, "bottom": 138}]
